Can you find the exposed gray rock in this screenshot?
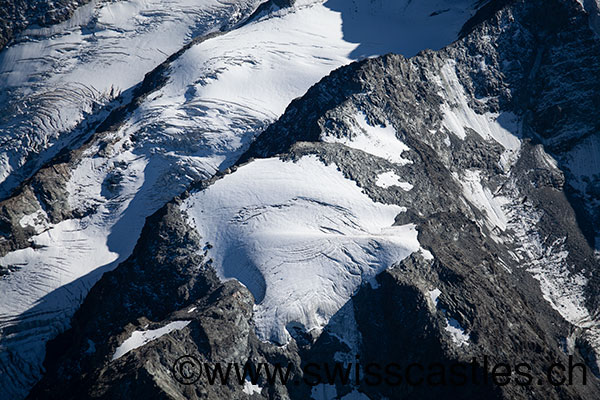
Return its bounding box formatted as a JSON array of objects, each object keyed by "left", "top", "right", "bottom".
[
  {"left": 0, "top": 0, "right": 92, "bottom": 51},
  {"left": 21, "top": 0, "right": 600, "bottom": 399}
]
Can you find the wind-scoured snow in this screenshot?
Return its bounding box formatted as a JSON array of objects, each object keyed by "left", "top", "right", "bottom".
[
  {"left": 454, "top": 169, "right": 510, "bottom": 232},
  {"left": 112, "top": 320, "right": 191, "bottom": 361},
  {"left": 505, "top": 177, "right": 600, "bottom": 371},
  {"left": 434, "top": 60, "right": 518, "bottom": 236},
  {"left": 182, "top": 156, "right": 420, "bottom": 344}
]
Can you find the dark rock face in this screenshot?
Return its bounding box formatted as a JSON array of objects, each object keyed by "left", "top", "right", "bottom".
[
  {"left": 27, "top": 0, "right": 600, "bottom": 399},
  {"left": 0, "top": 0, "right": 92, "bottom": 51},
  {"left": 26, "top": 201, "right": 298, "bottom": 400}
]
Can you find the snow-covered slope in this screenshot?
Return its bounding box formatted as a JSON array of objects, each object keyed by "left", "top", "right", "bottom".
[
  {"left": 0, "top": 0, "right": 262, "bottom": 196},
  {"left": 182, "top": 155, "right": 420, "bottom": 344},
  {"left": 10, "top": 0, "right": 600, "bottom": 398},
  {"left": 0, "top": 1, "right": 482, "bottom": 398}
]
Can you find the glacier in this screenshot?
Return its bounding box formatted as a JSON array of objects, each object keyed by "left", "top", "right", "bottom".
[
  {"left": 0, "top": 0, "right": 481, "bottom": 397},
  {"left": 182, "top": 155, "right": 421, "bottom": 344}
]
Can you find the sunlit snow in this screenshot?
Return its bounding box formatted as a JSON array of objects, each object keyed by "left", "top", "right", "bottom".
[
  {"left": 375, "top": 171, "right": 413, "bottom": 191},
  {"left": 322, "top": 113, "right": 412, "bottom": 165},
  {"left": 112, "top": 320, "right": 191, "bottom": 360},
  {"left": 0, "top": 0, "right": 480, "bottom": 397},
  {"left": 182, "top": 156, "right": 420, "bottom": 343},
  {"left": 437, "top": 60, "right": 521, "bottom": 170}
]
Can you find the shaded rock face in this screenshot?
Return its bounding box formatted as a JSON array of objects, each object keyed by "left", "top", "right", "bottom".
[
  {"left": 0, "top": 0, "right": 92, "bottom": 51},
  {"left": 27, "top": 0, "right": 600, "bottom": 399},
  {"left": 26, "top": 201, "right": 298, "bottom": 400}
]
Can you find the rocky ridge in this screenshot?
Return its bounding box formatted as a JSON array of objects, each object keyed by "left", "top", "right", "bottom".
[{"left": 24, "top": 0, "right": 600, "bottom": 399}]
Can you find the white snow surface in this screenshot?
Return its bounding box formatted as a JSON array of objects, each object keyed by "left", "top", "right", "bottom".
[
  {"left": 112, "top": 321, "right": 191, "bottom": 360},
  {"left": 436, "top": 60, "right": 521, "bottom": 170},
  {"left": 428, "top": 288, "right": 442, "bottom": 307},
  {"left": 182, "top": 156, "right": 420, "bottom": 344},
  {"left": 0, "top": 0, "right": 478, "bottom": 195},
  {"left": 0, "top": 0, "right": 263, "bottom": 196},
  {"left": 444, "top": 317, "right": 470, "bottom": 347},
  {"left": 419, "top": 248, "right": 434, "bottom": 261},
  {"left": 18, "top": 210, "right": 51, "bottom": 235},
  {"left": 0, "top": 1, "right": 480, "bottom": 397},
  {"left": 375, "top": 171, "right": 413, "bottom": 191},
  {"left": 242, "top": 379, "right": 263, "bottom": 395},
  {"left": 322, "top": 113, "right": 412, "bottom": 165},
  {"left": 454, "top": 169, "right": 510, "bottom": 232}
]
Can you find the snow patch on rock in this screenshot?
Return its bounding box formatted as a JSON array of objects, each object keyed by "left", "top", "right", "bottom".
[
  {"left": 242, "top": 378, "right": 262, "bottom": 395},
  {"left": 322, "top": 112, "right": 412, "bottom": 165},
  {"left": 112, "top": 320, "right": 191, "bottom": 361},
  {"left": 428, "top": 288, "right": 442, "bottom": 307},
  {"left": 428, "top": 287, "right": 470, "bottom": 347},
  {"left": 375, "top": 171, "right": 413, "bottom": 191},
  {"left": 437, "top": 60, "right": 521, "bottom": 170},
  {"left": 444, "top": 317, "right": 470, "bottom": 347},
  {"left": 19, "top": 210, "right": 50, "bottom": 234},
  {"left": 454, "top": 169, "right": 510, "bottom": 232}
]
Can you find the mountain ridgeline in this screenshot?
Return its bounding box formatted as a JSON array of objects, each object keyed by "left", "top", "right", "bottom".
[{"left": 22, "top": 0, "right": 600, "bottom": 399}]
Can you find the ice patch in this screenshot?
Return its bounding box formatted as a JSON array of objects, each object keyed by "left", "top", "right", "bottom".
[{"left": 112, "top": 320, "right": 191, "bottom": 361}]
